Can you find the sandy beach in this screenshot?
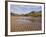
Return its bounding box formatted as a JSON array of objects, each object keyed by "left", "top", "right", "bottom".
[{"left": 11, "top": 16, "right": 42, "bottom": 32}]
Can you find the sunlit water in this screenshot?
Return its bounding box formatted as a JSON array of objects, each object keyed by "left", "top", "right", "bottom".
[{"left": 16, "top": 17, "right": 32, "bottom": 24}]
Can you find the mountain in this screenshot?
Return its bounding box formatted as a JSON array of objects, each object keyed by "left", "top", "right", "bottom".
[{"left": 11, "top": 11, "right": 42, "bottom": 17}]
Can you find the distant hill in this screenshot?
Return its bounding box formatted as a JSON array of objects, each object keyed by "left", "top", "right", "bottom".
[
  {"left": 11, "top": 11, "right": 42, "bottom": 17},
  {"left": 28, "top": 11, "right": 42, "bottom": 17},
  {"left": 11, "top": 12, "right": 18, "bottom": 16}
]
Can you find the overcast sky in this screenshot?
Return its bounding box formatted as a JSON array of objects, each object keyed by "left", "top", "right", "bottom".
[{"left": 10, "top": 4, "right": 42, "bottom": 14}]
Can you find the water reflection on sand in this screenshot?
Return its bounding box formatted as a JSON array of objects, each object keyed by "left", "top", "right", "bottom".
[{"left": 16, "top": 17, "right": 32, "bottom": 25}]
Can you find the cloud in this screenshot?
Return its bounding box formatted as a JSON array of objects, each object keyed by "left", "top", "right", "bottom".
[{"left": 10, "top": 4, "right": 42, "bottom": 14}]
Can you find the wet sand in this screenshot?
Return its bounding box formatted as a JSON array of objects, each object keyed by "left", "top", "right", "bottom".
[{"left": 11, "top": 16, "right": 42, "bottom": 32}]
